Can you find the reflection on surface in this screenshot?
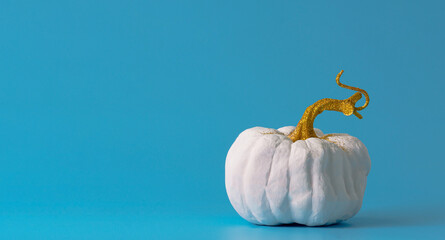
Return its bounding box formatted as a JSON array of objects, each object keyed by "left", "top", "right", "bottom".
[
  {"left": 219, "top": 207, "right": 445, "bottom": 240},
  {"left": 1, "top": 206, "right": 444, "bottom": 239}
]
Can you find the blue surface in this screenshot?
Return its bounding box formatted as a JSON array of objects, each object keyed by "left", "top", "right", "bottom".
[{"left": 1, "top": 0, "right": 445, "bottom": 239}]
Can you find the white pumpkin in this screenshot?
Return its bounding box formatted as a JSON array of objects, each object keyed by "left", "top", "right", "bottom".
[{"left": 225, "top": 71, "right": 371, "bottom": 226}]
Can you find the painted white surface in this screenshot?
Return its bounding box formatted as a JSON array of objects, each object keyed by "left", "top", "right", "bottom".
[{"left": 225, "top": 126, "right": 371, "bottom": 226}]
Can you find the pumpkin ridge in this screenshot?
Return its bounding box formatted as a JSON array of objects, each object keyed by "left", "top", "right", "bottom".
[
  {"left": 240, "top": 135, "right": 262, "bottom": 224},
  {"left": 284, "top": 131, "right": 293, "bottom": 223},
  {"left": 264, "top": 135, "right": 282, "bottom": 187},
  {"left": 277, "top": 137, "right": 293, "bottom": 223},
  {"left": 349, "top": 140, "right": 363, "bottom": 201},
  {"left": 326, "top": 144, "right": 339, "bottom": 223},
  {"left": 261, "top": 134, "right": 282, "bottom": 224},
  {"left": 296, "top": 140, "right": 314, "bottom": 224},
  {"left": 324, "top": 141, "right": 337, "bottom": 200},
  {"left": 243, "top": 132, "right": 278, "bottom": 224},
  {"left": 305, "top": 140, "right": 316, "bottom": 224},
  {"left": 342, "top": 148, "right": 352, "bottom": 201},
  {"left": 267, "top": 135, "right": 293, "bottom": 223}
]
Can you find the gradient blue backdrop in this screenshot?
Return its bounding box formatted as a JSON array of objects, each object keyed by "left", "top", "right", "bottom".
[{"left": 1, "top": 0, "right": 444, "bottom": 239}]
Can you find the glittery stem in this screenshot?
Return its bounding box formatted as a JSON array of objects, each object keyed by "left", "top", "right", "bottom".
[{"left": 288, "top": 71, "right": 369, "bottom": 142}]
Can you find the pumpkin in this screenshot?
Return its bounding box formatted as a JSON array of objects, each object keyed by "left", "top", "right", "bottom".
[{"left": 225, "top": 70, "right": 371, "bottom": 226}]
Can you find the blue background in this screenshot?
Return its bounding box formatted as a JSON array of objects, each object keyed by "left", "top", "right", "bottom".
[{"left": 1, "top": 0, "right": 444, "bottom": 239}]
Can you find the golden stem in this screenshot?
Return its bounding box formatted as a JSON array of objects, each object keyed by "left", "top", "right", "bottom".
[{"left": 288, "top": 70, "right": 370, "bottom": 142}]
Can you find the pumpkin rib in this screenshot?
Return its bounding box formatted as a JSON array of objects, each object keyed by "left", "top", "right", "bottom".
[
  {"left": 261, "top": 134, "right": 282, "bottom": 224},
  {"left": 342, "top": 149, "right": 353, "bottom": 201},
  {"left": 267, "top": 136, "right": 293, "bottom": 223},
  {"left": 243, "top": 133, "right": 275, "bottom": 224},
  {"left": 278, "top": 138, "right": 293, "bottom": 223},
  {"left": 242, "top": 136, "right": 259, "bottom": 223},
  {"left": 238, "top": 132, "right": 262, "bottom": 224},
  {"left": 289, "top": 141, "right": 314, "bottom": 224},
  {"left": 264, "top": 135, "right": 280, "bottom": 188},
  {"left": 303, "top": 139, "right": 316, "bottom": 225},
  {"left": 284, "top": 132, "right": 293, "bottom": 224},
  {"left": 350, "top": 138, "right": 364, "bottom": 201}
]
